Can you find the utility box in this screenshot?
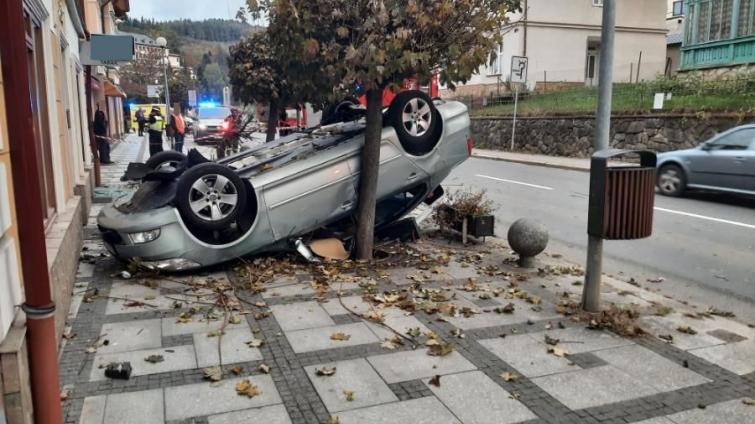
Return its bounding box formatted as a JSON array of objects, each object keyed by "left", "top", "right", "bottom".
[{"left": 588, "top": 149, "right": 657, "bottom": 240}]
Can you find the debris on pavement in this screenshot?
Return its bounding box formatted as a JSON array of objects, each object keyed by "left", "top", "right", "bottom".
[
  {"left": 310, "top": 238, "right": 350, "bottom": 260},
  {"left": 428, "top": 375, "right": 442, "bottom": 387},
  {"left": 144, "top": 355, "right": 164, "bottom": 364},
  {"left": 343, "top": 390, "right": 355, "bottom": 401},
  {"left": 104, "top": 362, "right": 132, "bottom": 380},
  {"left": 676, "top": 326, "right": 698, "bottom": 335},
  {"left": 203, "top": 366, "right": 223, "bottom": 382},
  {"left": 500, "top": 371, "right": 519, "bottom": 382},
  {"left": 235, "top": 379, "right": 261, "bottom": 398},
  {"left": 315, "top": 366, "right": 337, "bottom": 376}
]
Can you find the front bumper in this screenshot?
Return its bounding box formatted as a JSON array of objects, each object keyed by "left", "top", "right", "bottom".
[{"left": 98, "top": 205, "right": 203, "bottom": 270}]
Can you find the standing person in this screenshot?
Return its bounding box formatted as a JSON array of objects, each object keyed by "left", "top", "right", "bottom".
[
  {"left": 147, "top": 106, "right": 165, "bottom": 156},
  {"left": 135, "top": 107, "right": 145, "bottom": 136},
  {"left": 218, "top": 108, "right": 241, "bottom": 159},
  {"left": 93, "top": 105, "right": 112, "bottom": 164},
  {"left": 169, "top": 103, "right": 186, "bottom": 153}
]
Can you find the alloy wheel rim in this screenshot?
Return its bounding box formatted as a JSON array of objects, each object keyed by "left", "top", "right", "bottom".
[
  {"left": 660, "top": 170, "right": 681, "bottom": 193},
  {"left": 188, "top": 174, "right": 238, "bottom": 221},
  {"left": 402, "top": 98, "right": 432, "bottom": 137}
]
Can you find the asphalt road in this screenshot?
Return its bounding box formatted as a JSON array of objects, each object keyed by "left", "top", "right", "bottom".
[{"left": 447, "top": 157, "right": 755, "bottom": 322}]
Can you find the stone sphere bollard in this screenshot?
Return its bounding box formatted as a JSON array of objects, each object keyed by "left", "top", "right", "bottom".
[{"left": 507, "top": 218, "right": 548, "bottom": 268}]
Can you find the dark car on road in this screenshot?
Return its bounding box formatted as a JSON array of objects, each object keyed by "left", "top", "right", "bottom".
[{"left": 656, "top": 124, "right": 755, "bottom": 197}]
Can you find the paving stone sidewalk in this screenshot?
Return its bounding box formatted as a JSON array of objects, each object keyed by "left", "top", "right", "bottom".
[{"left": 59, "top": 139, "right": 755, "bottom": 424}]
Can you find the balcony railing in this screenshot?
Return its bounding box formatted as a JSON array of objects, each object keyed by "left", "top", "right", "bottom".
[{"left": 681, "top": 35, "right": 755, "bottom": 69}]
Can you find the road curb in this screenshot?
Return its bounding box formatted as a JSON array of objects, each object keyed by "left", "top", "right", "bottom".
[{"left": 471, "top": 152, "right": 590, "bottom": 173}]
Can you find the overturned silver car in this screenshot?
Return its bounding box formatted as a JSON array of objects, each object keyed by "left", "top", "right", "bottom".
[{"left": 98, "top": 91, "right": 472, "bottom": 270}]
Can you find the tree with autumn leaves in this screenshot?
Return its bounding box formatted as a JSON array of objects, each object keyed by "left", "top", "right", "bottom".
[{"left": 231, "top": 0, "right": 521, "bottom": 258}]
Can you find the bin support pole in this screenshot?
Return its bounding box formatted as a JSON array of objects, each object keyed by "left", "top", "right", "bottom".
[
  {"left": 583, "top": 0, "right": 615, "bottom": 312},
  {"left": 510, "top": 85, "right": 519, "bottom": 151}
]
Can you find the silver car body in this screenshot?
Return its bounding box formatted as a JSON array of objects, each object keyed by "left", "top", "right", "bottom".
[
  {"left": 657, "top": 124, "right": 755, "bottom": 195},
  {"left": 98, "top": 101, "right": 471, "bottom": 270}
]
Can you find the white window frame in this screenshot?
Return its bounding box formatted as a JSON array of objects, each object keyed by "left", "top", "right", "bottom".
[
  {"left": 672, "top": 0, "right": 685, "bottom": 16},
  {"left": 592, "top": 0, "right": 604, "bottom": 7},
  {"left": 487, "top": 43, "right": 504, "bottom": 76},
  {"left": 0, "top": 163, "right": 11, "bottom": 235}
]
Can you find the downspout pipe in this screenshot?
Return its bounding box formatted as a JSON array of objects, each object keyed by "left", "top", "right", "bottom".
[
  {"left": 0, "top": 1, "right": 64, "bottom": 423},
  {"left": 65, "top": 0, "right": 87, "bottom": 39}
]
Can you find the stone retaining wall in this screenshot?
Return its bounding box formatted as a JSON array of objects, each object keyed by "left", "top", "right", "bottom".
[{"left": 470, "top": 114, "right": 755, "bottom": 157}]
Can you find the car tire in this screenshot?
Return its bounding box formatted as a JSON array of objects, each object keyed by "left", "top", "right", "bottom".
[
  {"left": 657, "top": 164, "right": 686, "bottom": 197},
  {"left": 145, "top": 151, "right": 187, "bottom": 172},
  {"left": 175, "top": 163, "right": 248, "bottom": 231},
  {"left": 387, "top": 90, "right": 442, "bottom": 156}
]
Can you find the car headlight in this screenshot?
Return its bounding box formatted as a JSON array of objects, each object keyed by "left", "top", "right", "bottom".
[
  {"left": 128, "top": 229, "right": 161, "bottom": 244},
  {"left": 198, "top": 124, "right": 207, "bottom": 130}
]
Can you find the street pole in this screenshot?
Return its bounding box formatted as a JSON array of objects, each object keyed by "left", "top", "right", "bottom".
[
  {"left": 582, "top": 0, "right": 615, "bottom": 312},
  {"left": 510, "top": 85, "right": 519, "bottom": 151}
]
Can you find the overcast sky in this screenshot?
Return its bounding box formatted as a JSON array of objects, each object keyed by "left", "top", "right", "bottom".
[{"left": 128, "top": 0, "right": 246, "bottom": 21}]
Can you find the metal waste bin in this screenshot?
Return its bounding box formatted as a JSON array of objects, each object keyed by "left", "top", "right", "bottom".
[{"left": 588, "top": 149, "right": 657, "bottom": 240}]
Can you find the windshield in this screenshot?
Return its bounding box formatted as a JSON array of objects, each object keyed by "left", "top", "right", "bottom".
[{"left": 199, "top": 107, "right": 231, "bottom": 120}]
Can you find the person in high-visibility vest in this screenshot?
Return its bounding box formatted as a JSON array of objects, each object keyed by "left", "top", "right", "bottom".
[{"left": 147, "top": 106, "right": 165, "bottom": 156}]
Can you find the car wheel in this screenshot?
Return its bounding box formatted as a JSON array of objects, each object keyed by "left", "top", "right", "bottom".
[
  {"left": 657, "top": 164, "right": 686, "bottom": 197},
  {"left": 387, "top": 90, "right": 442, "bottom": 156},
  {"left": 175, "top": 163, "right": 248, "bottom": 231},
  {"left": 145, "top": 151, "right": 187, "bottom": 172}
]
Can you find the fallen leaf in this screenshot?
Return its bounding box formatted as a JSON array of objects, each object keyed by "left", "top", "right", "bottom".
[
  {"left": 330, "top": 332, "right": 351, "bottom": 341},
  {"left": 343, "top": 390, "right": 355, "bottom": 401},
  {"left": 742, "top": 398, "right": 755, "bottom": 406},
  {"left": 255, "top": 301, "right": 267, "bottom": 308},
  {"left": 229, "top": 315, "right": 242, "bottom": 325},
  {"left": 547, "top": 346, "right": 569, "bottom": 357},
  {"left": 85, "top": 347, "right": 97, "bottom": 354},
  {"left": 647, "top": 277, "right": 665, "bottom": 283},
  {"left": 254, "top": 311, "right": 271, "bottom": 320},
  {"left": 230, "top": 366, "right": 243, "bottom": 375},
  {"left": 406, "top": 327, "right": 422, "bottom": 338},
  {"left": 258, "top": 363, "right": 271, "bottom": 374},
  {"left": 246, "top": 338, "right": 264, "bottom": 348},
  {"left": 500, "top": 371, "right": 519, "bottom": 382},
  {"left": 544, "top": 335, "right": 560, "bottom": 346},
  {"left": 325, "top": 417, "right": 340, "bottom": 424},
  {"left": 428, "top": 375, "right": 441, "bottom": 387},
  {"left": 315, "top": 366, "right": 337, "bottom": 376},
  {"left": 365, "top": 309, "right": 385, "bottom": 323},
  {"left": 203, "top": 366, "right": 223, "bottom": 382},
  {"left": 235, "top": 379, "right": 261, "bottom": 398},
  {"left": 706, "top": 307, "right": 735, "bottom": 318},
  {"left": 144, "top": 355, "right": 164, "bottom": 364},
  {"left": 60, "top": 389, "right": 70, "bottom": 401},
  {"left": 427, "top": 342, "right": 453, "bottom": 357},
  {"left": 495, "top": 303, "right": 515, "bottom": 314},
  {"left": 381, "top": 336, "right": 403, "bottom": 350},
  {"left": 676, "top": 326, "right": 698, "bottom": 335},
  {"left": 658, "top": 334, "right": 674, "bottom": 343},
  {"left": 207, "top": 330, "right": 225, "bottom": 338}
]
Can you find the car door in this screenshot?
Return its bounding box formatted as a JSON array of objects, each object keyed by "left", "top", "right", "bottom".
[
  {"left": 263, "top": 147, "right": 357, "bottom": 240},
  {"left": 687, "top": 128, "right": 755, "bottom": 191},
  {"left": 743, "top": 138, "right": 755, "bottom": 192}
]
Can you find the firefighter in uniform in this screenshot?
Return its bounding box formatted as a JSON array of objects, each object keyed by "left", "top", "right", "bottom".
[{"left": 147, "top": 106, "right": 165, "bottom": 157}]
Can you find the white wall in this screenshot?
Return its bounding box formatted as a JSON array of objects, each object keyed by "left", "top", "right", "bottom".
[{"left": 453, "top": 0, "right": 668, "bottom": 90}]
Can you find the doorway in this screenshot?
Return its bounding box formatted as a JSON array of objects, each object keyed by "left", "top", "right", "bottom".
[{"left": 585, "top": 38, "right": 601, "bottom": 87}]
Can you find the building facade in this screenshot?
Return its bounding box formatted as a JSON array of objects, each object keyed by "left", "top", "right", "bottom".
[
  {"left": 0, "top": 1, "right": 129, "bottom": 423},
  {"left": 667, "top": 0, "right": 687, "bottom": 75},
  {"left": 680, "top": 0, "right": 755, "bottom": 71},
  {"left": 445, "top": 0, "right": 668, "bottom": 97}
]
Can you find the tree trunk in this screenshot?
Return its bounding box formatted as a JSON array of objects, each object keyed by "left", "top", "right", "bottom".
[
  {"left": 266, "top": 104, "right": 279, "bottom": 142},
  {"left": 355, "top": 88, "right": 384, "bottom": 260}
]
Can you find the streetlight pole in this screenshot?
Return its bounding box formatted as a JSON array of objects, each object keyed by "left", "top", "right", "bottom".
[
  {"left": 155, "top": 36, "right": 171, "bottom": 115},
  {"left": 582, "top": 0, "right": 615, "bottom": 312}
]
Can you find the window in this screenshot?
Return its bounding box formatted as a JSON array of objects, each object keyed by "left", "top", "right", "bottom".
[
  {"left": 738, "top": 0, "right": 754, "bottom": 37},
  {"left": 488, "top": 43, "right": 504, "bottom": 75},
  {"left": 23, "top": 6, "right": 56, "bottom": 222},
  {"left": 710, "top": 128, "right": 755, "bottom": 150},
  {"left": 686, "top": 2, "right": 697, "bottom": 44},
  {"left": 672, "top": 1, "right": 685, "bottom": 16},
  {"left": 592, "top": 0, "right": 603, "bottom": 7}
]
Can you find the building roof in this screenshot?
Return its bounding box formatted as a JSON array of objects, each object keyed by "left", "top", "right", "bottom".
[
  {"left": 667, "top": 32, "right": 683, "bottom": 45},
  {"left": 116, "top": 30, "right": 157, "bottom": 46}
]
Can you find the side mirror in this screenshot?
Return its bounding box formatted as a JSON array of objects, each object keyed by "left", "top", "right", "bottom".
[{"left": 701, "top": 143, "right": 712, "bottom": 151}]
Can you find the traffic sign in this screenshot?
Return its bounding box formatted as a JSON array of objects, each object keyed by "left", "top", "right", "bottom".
[{"left": 510, "top": 56, "right": 528, "bottom": 84}]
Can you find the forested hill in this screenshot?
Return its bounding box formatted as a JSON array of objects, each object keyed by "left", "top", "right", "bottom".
[{"left": 119, "top": 18, "right": 260, "bottom": 45}]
